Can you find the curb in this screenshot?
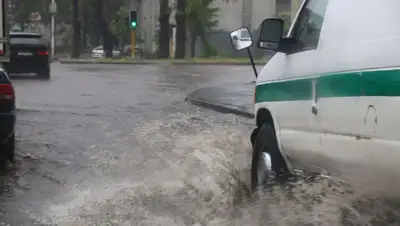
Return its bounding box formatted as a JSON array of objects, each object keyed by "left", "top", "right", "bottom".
[
  {"left": 59, "top": 60, "right": 155, "bottom": 65},
  {"left": 185, "top": 94, "right": 254, "bottom": 119},
  {"left": 174, "top": 61, "right": 264, "bottom": 65},
  {"left": 59, "top": 59, "right": 266, "bottom": 66}
]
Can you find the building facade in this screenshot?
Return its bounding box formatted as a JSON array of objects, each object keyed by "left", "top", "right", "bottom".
[{"left": 130, "top": 0, "right": 295, "bottom": 57}]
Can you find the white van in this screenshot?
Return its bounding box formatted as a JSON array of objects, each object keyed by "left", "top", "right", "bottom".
[{"left": 230, "top": 0, "right": 400, "bottom": 197}]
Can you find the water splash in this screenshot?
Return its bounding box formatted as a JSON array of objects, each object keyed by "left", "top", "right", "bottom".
[{"left": 42, "top": 111, "right": 400, "bottom": 225}]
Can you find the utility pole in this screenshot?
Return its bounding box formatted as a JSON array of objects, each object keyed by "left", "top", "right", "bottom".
[{"left": 49, "top": 0, "right": 57, "bottom": 59}]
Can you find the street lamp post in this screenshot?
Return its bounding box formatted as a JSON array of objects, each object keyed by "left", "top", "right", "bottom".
[{"left": 49, "top": 0, "right": 57, "bottom": 59}]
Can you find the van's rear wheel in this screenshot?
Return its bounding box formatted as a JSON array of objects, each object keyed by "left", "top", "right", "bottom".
[{"left": 251, "top": 124, "right": 287, "bottom": 191}]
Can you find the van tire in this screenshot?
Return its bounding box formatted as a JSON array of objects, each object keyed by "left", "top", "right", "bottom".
[
  {"left": 250, "top": 127, "right": 260, "bottom": 150},
  {"left": 251, "top": 124, "right": 287, "bottom": 191}
]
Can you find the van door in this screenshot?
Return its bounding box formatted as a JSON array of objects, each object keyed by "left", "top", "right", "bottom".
[{"left": 278, "top": 0, "right": 329, "bottom": 173}]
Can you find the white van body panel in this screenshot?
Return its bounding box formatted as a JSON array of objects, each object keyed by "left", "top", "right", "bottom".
[{"left": 255, "top": 0, "right": 400, "bottom": 196}]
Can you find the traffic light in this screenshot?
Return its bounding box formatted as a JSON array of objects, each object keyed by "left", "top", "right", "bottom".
[{"left": 129, "top": 10, "right": 138, "bottom": 29}]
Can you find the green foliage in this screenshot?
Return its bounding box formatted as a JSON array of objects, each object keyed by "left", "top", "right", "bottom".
[
  {"left": 82, "top": 0, "right": 125, "bottom": 49},
  {"left": 9, "top": 0, "right": 72, "bottom": 24},
  {"left": 218, "top": 51, "right": 234, "bottom": 58},
  {"left": 110, "top": 6, "right": 130, "bottom": 46},
  {"left": 186, "top": 0, "right": 220, "bottom": 57},
  {"left": 102, "top": 0, "right": 125, "bottom": 21},
  {"left": 186, "top": 0, "right": 219, "bottom": 37},
  {"left": 200, "top": 44, "right": 218, "bottom": 58}
]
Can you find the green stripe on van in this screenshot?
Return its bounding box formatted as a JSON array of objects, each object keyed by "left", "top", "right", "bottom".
[{"left": 255, "top": 69, "right": 400, "bottom": 103}]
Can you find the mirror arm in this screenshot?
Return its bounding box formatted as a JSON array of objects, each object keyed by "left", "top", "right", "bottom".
[
  {"left": 247, "top": 48, "right": 258, "bottom": 78},
  {"left": 277, "top": 37, "right": 294, "bottom": 53}
]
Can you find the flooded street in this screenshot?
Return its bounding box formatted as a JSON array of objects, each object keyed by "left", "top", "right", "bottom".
[{"left": 0, "top": 63, "right": 399, "bottom": 225}]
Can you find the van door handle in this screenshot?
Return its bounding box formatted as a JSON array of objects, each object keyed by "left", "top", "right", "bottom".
[
  {"left": 311, "top": 80, "right": 318, "bottom": 115},
  {"left": 312, "top": 105, "right": 318, "bottom": 115}
]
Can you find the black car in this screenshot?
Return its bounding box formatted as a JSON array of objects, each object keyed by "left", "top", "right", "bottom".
[
  {"left": 0, "top": 70, "right": 15, "bottom": 164},
  {"left": 3, "top": 32, "right": 51, "bottom": 79}
]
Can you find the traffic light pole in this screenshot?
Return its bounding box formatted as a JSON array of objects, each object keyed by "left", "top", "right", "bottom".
[{"left": 131, "top": 30, "right": 135, "bottom": 58}]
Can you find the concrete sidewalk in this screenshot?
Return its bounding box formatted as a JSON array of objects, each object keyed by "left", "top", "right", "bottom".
[{"left": 185, "top": 82, "right": 255, "bottom": 118}]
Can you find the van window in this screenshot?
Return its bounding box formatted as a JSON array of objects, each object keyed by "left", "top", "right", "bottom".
[{"left": 289, "top": 0, "right": 328, "bottom": 53}]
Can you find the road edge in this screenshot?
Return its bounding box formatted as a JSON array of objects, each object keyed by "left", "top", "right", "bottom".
[
  {"left": 58, "top": 59, "right": 266, "bottom": 66},
  {"left": 185, "top": 92, "right": 254, "bottom": 119}
]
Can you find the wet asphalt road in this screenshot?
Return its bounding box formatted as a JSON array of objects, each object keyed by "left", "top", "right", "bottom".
[
  {"left": 1, "top": 63, "right": 256, "bottom": 225},
  {"left": 2, "top": 63, "right": 400, "bottom": 226}
]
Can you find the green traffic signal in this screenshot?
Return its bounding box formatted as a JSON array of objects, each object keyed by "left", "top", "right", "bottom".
[{"left": 129, "top": 10, "right": 138, "bottom": 29}]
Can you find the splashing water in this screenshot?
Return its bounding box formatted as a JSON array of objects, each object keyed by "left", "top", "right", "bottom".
[{"left": 41, "top": 112, "right": 400, "bottom": 226}]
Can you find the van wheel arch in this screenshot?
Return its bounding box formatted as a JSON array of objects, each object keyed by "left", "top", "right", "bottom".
[
  {"left": 252, "top": 108, "right": 292, "bottom": 178},
  {"left": 251, "top": 108, "right": 275, "bottom": 148},
  {"left": 256, "top": 108, "right": 274, "bottom": 128}
]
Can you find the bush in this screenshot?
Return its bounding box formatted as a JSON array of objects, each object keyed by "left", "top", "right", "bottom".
[{"left": 200, "top": 44, "right": 218, "bottom": 58}]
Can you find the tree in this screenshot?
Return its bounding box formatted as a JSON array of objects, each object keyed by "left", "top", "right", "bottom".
[
  {"left": 94, "top": 0, "right": 112, "bottom": 57},
  {"left": 110, "top": 6, "right": 130, "bottom": 48},
  {"left": 9, "top": 0, "right": 47, "bottom": 26},
  {"left": 81, "top": 0, "right": 89, "bottom": 50},
  {"left": 186, "top": 0, "right": 218, "bottom": 58},
  {"left": 9, "top": 0, "right": 73, "bottom": 27},
  {"left": 71, "top": 0, "right": 81, "bottom": 58},
  {"left": 175, "top": 0, "right": 186, "bottom": 59},
  {"left": 84, "top": 0, "right": 102, "bottom": 48},
  {"left": 158, "top": 0, "right": 170, "bottom": 58},
  {"left": 90, "top": 0, "right": 123, "bottom": 58},
  {"left": 175, "top": 0, "right": 227, "bottom": 58}
]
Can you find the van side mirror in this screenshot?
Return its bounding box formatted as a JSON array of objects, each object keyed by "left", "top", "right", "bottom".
[
  {"left": 258, "top": 18, "right": 284, "bottom": 51},
  {"left": 228, "top": 27, "right": 258, "bottom": 78},
  {"left": 229, "top": 28, "right": 253, "bottom": 51}
]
